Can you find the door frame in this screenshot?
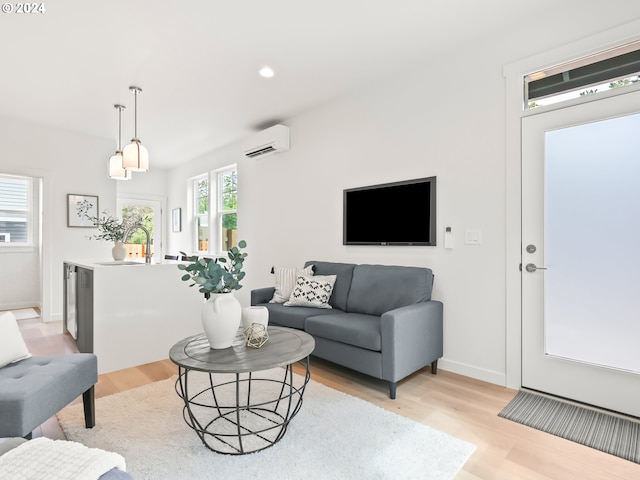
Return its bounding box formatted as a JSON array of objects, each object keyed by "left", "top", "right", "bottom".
[
  {"left": 503, "top": 21, "right": 640, "bottom": 389},
  {"left": 117, "top": 193, "right": 166, "bottom": 263},
  {"left": 520, "top": 96, "right": 640, "bottom": 416}
]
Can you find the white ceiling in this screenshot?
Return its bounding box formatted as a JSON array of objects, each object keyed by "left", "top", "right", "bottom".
[{"left": 1, "top": 1, "right": 639, "bottom": 169}]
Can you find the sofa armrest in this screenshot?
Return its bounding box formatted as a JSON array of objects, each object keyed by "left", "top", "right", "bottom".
[
  {"left": 251, "top": 287, "right": 275, "bottom": 305},
  {"left": 380, "top": 301, "right": 443, "bottom": 382}
]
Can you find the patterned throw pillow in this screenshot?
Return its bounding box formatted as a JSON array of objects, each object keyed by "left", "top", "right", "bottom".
[
  {"left": 284, "top": 274, "right": 337, "bottom": 309},
  {"left": 269, "top": 265, "right": 314, "bottom": 303}
]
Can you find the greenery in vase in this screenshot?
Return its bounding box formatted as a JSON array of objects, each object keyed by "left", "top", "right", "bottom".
[
  {"left": 178, "top": 240, "right": 247, "bottom": 296},
  {"left": 83, "top": 210, "right": 143, "bottom": 243}
]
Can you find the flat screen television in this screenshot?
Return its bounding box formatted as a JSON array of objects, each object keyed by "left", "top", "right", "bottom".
[{"left": 343, "top": 176, "right": 436, "bottom": 246}]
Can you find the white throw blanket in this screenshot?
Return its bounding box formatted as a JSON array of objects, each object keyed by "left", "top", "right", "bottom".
[{"left": 0, "top": 437, "right": 126, "bottom": 480}]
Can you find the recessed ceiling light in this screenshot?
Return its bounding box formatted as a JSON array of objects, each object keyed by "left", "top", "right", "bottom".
[{"left": 259, "top": 66, "right": 275, "bottom": 78}]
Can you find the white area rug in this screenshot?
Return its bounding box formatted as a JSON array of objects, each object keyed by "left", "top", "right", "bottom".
[
  {"left": 8, "top": 308, "right": 39, "bottom": 320},
  {"left": 58, "top": 370, "right": 475, "bottom": 480}
]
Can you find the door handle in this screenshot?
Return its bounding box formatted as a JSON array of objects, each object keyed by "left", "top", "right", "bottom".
[{"left": 525, "top": 263, "right": 547, "bottom": 273}]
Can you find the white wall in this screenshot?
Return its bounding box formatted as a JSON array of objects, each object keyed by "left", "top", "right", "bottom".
[
  {"left": 164, "top": 46, "right": 507, "bottom": 384},
  {"left": 165, "top": 15, "right": 640, "bottom": 386},
  {"left": 0, "top": 116, "right": 167, "bottom": 321},
  {"left": 243, "top": 53, "right": 507, "bottom": 383},
  {"left": 117, "top": 169, "right": 168, "bottom": 198}
]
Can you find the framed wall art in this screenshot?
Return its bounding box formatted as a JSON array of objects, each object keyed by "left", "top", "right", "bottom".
[{"left": 68, "top": 194, "right": 98, "bottom": 227}]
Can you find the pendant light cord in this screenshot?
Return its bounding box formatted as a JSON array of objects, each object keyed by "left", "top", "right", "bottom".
[
  {"left": 113, "top": 104, "right": 126, "bottom": 151},
  {"left": 118, "top": 106, "right": 123, "bottom": 150},
  {"left": 129, "top": 86, "right": 142, "bottom": 140},
  {"left": 133, "top": 90, "right": 138, "bottom": 139}
]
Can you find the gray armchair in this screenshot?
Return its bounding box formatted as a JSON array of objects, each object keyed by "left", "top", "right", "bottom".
[{"left": 0, "top": 353, "right": 98, "bottom": 439}]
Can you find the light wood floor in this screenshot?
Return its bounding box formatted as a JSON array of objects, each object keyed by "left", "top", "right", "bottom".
[{"left": 17, "top": 317, "right": 640, "bottom": 480}]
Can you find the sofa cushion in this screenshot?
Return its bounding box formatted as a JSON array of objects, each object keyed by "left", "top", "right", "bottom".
[
  {"left": 0, "top": 312, "right": 32, "bottom": 368},
  {"left": 259, "top": 303, "right": 342, "bottom": 330},
  {"left": 269, "top": 265, "right": 314, "bottom": 303},
  {"left": 305, "top": 313, "right": 382, "bottom": 351},
  {"left": 346, "top": 264, "right": 433, "bottom": 316},
  {"left": 304, "top": 261, "right": 356, "bottom": 311},
  {"left": 284, "top": 274, "right": 336, "bottom": 309}
]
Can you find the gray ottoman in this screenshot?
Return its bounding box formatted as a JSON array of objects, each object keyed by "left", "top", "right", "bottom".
[{"left": 0, "top": 354, "right": 98, "bottom": 438}]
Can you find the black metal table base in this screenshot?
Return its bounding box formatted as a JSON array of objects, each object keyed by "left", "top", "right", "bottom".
[{"left": 174, "top": 359, "right": 311, "bottom": 455}]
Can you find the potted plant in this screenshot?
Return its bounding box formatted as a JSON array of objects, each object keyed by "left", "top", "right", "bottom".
[
  {"left": 178, "top": 241, "right": 248, "bottom": 349},
  {"left": 178, "top": 240, "right": 247, "bottom": 296},
  {"left": 83, "top": 211, "right": 139, "bottom": 260}
]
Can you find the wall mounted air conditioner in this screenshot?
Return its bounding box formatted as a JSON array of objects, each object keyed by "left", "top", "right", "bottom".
[{"left": 243, "top": 124, "right": 290, "bottom": 159}]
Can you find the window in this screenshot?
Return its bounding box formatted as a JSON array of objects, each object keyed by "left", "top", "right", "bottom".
[
  {"left": 218, "top": 168, "right": 237, "bottom": 251},
  {"left": 0, "top": 174, "right": 32, "bottom": 246},
  {"left": 191, "top": 167, "right": 238, "bottom": 254},
  {"left": 525, "top": 42, "right": 640, "bottom": 109},
  {"left": 194, "top": 175, "right": 209, "bottom": 253}
]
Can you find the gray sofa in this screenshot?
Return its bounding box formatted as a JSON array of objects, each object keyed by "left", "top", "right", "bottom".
[{"left": 251, "top": 261, "right": 443, "bottom": 399}]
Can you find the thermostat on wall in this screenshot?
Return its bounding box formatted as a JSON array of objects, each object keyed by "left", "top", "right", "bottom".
[{"left": 444, "top": 226, "right": 454, "bottom": 249}]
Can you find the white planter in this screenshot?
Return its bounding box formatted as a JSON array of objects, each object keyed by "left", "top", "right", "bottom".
[
  {"left": 112, "top": 242, "right": 127, "bottom": 261},
  {"left": 241, "top": 306, "right": 269, "bottom": 329},
  {"left": 201, "top": 293, "right": 242, "bottom": 349}
]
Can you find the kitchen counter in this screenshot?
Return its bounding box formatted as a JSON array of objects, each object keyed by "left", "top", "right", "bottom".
[{"left": 64, "top": 259, "right": 205, "bottom": 373}]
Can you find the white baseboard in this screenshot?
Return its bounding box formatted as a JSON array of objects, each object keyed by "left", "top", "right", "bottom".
[
  {"left": 0, "top": 302, "right": 38, "bottom": 312},
  {"left": 47, "top": 312, "right": 63, "bottom": 323},
  {"left": 438, "top": 358, "right": 506, "bottom": 386}
]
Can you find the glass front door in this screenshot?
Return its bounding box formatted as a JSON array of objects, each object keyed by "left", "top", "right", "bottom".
[{"left": 521, "top": 89, "right": 640, "bottom": 416}]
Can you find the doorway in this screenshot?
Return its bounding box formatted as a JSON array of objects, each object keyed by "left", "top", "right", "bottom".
[
  {"left": 521, "top": 89, "right": 640, "bottom": 417},
  {"left": 117, "top": 196, "right": 163, "bottom": 262}
]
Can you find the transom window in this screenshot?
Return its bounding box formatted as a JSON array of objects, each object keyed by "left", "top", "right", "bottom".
[
  {"left": 526, "top": 41, "right": 640, "bottom": 109},
  {"left": 0, "top": 174, "right": 32, "bottom": 246}
]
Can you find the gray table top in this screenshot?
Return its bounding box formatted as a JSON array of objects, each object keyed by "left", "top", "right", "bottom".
[{"left": 169, "top": 326, "right": 315, "bottom": 374}]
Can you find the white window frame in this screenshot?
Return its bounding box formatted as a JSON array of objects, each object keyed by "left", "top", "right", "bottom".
[
  {"left": 191, "top": 166, "right": 238, "bottom": 255},
  {"left": 215, "top": 166, "right": 238, "bottom": 253},
  {"left": 0, "top": 174, "right": 34, "bottom": 249},
  {"left": 192, "top": 174, "right": 209, "bottom": 254}
]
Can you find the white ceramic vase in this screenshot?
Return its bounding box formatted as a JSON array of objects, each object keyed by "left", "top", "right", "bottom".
[
  {"left": 201, "top": 292, "right": 242, "bottom": 349},
  {"left": 112, "top": 241, "right": 127, "bottom": 261},
  {"left": 241, "top": 306, "right": 269, "bottom": 329}
]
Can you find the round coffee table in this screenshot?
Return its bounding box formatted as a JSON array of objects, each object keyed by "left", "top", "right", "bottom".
[{"left": 169, "top": 326, "right": 315, "bottom": 455}]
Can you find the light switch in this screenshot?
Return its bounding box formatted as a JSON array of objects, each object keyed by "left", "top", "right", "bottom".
[{"left": 464, "top": 229, "right": 482, "bottom": 245}]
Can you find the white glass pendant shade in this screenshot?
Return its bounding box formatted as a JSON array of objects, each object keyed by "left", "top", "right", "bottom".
[
  {"left": 122, "top": 139, "right": 149, "bottom": 172},
  {"left": 108, "top": 151, "right": 132, "bottom": 180}
]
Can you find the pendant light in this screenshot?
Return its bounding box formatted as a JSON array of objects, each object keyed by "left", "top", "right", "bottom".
[
  {"left": 108, "top": 104, "right": 132, "bottom": 180},
  {"left": 122, "top": 86, "right": 149, "bottom": 172}
]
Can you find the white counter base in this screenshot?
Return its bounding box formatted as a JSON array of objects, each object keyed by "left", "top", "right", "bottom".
[{"left": 66, "top": 260, "right": 207, "bottom": 374}]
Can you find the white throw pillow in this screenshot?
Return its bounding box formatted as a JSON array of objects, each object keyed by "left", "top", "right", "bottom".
[
  {"left": 0, "top": 311, "right": 32, "bottom": 368},
  {"left": 284, "top": 274, "right": 337, "bottom": 309},
  {"left": 270, "top": 265, "right": 314, "bottom": 303}
]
